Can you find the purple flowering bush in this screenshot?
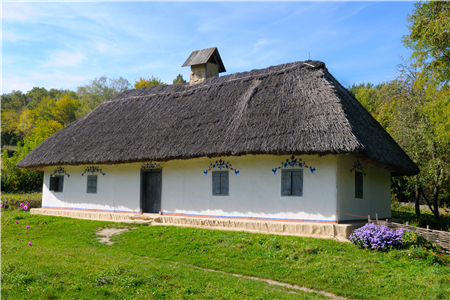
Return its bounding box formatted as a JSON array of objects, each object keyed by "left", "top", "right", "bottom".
[{"left": 349, "top": 223, "right": 404, "bottom": 250}]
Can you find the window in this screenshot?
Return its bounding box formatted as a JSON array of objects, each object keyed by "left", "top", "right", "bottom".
[
  {"left": 49, "top": 175, "right": 64, "bottom": 192},
  {"left": 212, "top": 171, "right": 228, "bottom": 196},
  {"left": 281, "top": 169, "right": 303, "bottom": 196},
  {"left": 87, "top": 175, "right": 98, "bottom": 194},
  {"left": 355, "top": 171, "right": 363, "bottom": 198}
]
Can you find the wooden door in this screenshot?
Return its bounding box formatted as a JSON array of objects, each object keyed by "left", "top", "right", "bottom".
[{"left": 141, "top": 170, "right": 161, "bottom": 213}]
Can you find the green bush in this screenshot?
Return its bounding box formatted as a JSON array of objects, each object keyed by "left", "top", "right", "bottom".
[
  {"left": 402, "top": 230, "right": 433, "bottom": 249},
  {"left": 1, "top": 141, "right": 43, "bottom": 192},
  {"left": 402, "top": 246, "right": 448, "bottom": 266}
]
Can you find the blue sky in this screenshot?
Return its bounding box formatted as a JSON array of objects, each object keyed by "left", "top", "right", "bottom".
[{"left": 2, "top": 1, "right": 416, "bottom": 94}]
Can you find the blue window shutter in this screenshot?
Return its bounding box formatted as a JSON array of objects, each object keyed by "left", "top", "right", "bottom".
[
  {"left": 292, "top": 170, "right": 303, "bottom": 196},
  {"left": 50, "top": 177, "right": 56, "bottom": 191},
  {"left": 212, "top": 172, "right": 221, "bottom": 195},
  {"left": 49, "top": 175, "right": 64, "bottom": 192},
  {"left": 87, "top": 175, "right": 97, "bottom": 193},
  {"left": 57, "top": 176, "right": 64, "bottom": 192},
  {"left": 355, "top": 171, "right": 363, "bottom": 198},
  {"left": 220, "top": 171, "right": 229, "bottom": 195},
  {"left": 281, "top": 170, "right": 292, "bottom": 195}
]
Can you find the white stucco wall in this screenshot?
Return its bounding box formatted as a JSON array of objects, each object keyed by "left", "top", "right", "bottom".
[
  {"left": 42, "top": 154, "right": 338, "bottom": 222},
  {"left": 162, "top": 155, "right": 337, "bottom": 222},
  {"left": 336, "top": 155, "right": 391, "bottom": 222},
  {"left": 43, "top": 163, "right": 142, "bottom": 213}
]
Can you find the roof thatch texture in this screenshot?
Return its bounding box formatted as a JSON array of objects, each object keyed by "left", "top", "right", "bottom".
[{"left": 17, "top": 60, "right": 419, "bottom": 175}]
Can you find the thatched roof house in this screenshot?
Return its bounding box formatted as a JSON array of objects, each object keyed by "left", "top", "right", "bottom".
[
  {"left": 18, "top": 60, "right": 418, "bottom": 175},
  {"left": 19, "top": 49, "right": 419, "bottom": 235}
]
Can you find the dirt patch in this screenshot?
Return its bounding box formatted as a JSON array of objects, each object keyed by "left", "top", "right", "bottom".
[
  {"left": 96, "top": 228, "right": 132, "bottom": 245},
  {"left": 195, "top": 266, "right": 347, "bottom": 299},
  {"left": 144, "top": 256, "right": 347, "bottom": 299}
]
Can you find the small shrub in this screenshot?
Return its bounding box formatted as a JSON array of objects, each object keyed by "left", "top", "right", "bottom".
[
  {"left": 402, "top": 230, "right": 433, "bottom": 249},
  {"left": 1, "top": 198, "right": 41, "bottom": 210},
  {"left": 349, "top": 223, "right": 404, "bottom": 250},
  {"left": 403, "top": 247, "right": 449, "bottom": 266}
]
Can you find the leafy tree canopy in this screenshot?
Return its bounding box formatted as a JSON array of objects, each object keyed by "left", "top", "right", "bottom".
[
  {"left": 403, "top": 1, "right": 450, "bottom": 85},
  {"left": 1, "top": 88, "right": 78, "bottom": 145},
  {"left": 134, "top": 76, "right": 166, "bottom": 89},
  {"left": 77, "top": 76, "right": 131, "bottom": 114},
  {"left": 173, "top": 74, "right": 187, "bottom": 85}
]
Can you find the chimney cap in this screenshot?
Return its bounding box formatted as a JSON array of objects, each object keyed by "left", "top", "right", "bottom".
[{"left": 182, "top": 47, "right": 226, "bottom": 73}]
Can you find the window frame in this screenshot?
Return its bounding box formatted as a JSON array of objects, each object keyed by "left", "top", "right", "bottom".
[
  {"left": 355, "top": 171, "right": 363, "bottom": 199},
  {"left": 281, "top": 169, "right": 303, "bottom": 197},
  {"left": 86, "top": 174, "right": 98, "bottom": 194},
  {"left": 49, "top": 175, "right": 64, "bottom": 193},
  {"left": 212, "top": 171, "right": 229, "bottom": 196}
]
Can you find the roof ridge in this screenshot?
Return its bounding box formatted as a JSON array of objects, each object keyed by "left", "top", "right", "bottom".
[{"left": 111, "top": 61, "right": 323, "bottom": 102}]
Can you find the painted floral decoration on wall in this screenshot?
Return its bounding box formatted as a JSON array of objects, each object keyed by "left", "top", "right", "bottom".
[
  {"left": 50, "top": 166, "right": 70, "bottom": 177},
  {"left": 141, "top": 162, "right": 161, "bottom": 169},
  {"left": 350, "top": 159, "right": 366, "bottom": 176},
  {"left": 81, "top": 166, "right": 105, "bottom": 176},
  {"left": 272, "top": 156, "right": 316, "bottom": 174},
  {"left": 204, "top": 159, "right": 239, "bottom": 175}
]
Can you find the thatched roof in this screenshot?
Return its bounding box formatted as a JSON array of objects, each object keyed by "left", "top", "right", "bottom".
[{"left": 17, "top": 60, "right": 419, "bottom": 175}]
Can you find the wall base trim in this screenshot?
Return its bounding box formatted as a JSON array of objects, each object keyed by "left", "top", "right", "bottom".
[
  {"left": 30, "top": 208, "right": 358, "bottom": 240},
  {"left": 161, "top": 211, "right": 336, "bottom": 223},
  {"left": 30, "top": 208, "right": 151, "bottom": 222}
]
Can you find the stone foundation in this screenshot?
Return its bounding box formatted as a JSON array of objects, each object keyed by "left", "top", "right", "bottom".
[{"left": 30, "top": 208, "right": 356, "bottom": 240}]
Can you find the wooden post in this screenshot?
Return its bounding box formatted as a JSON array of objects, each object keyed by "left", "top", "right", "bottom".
[
  {"left": 368, "top": 215, "right": 370, "bottom": 223},
  {"left": 376, "top": 213, "right": 378, "bottom": 222}
]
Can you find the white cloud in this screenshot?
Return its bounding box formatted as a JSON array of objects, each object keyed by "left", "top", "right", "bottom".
[
  {"left": 253, "top": 39, "right": 269, "bottom": 53},
  {"left": 1, "top": 3, "right": 43, "bottom": 22},
  {"left": 2, "top": 71, "right": 90, "bottom": 93},
  {"left": 1, "top": 76, "right": 36, "bottom": 94},
  {"left": 2, "top": 30, "right": 19, "bottom": 42},
  {"left": 42, "top": 51, "right": 86, "bottom": 68},
  {"left": 95, "top": 42, "right": 116, "bottom": 54}
]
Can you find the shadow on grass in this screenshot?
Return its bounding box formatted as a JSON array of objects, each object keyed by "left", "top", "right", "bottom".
[{"left": 392, "top": 205, "right": 450, "bottom": 231}]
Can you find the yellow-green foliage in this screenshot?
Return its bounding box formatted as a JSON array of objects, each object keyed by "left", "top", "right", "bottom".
[
  {"left": 403, "top": 1, "right": 450, "bottom": 85},
  {"left": 133, "top": 76, "right": 166, "bottom": 89}
]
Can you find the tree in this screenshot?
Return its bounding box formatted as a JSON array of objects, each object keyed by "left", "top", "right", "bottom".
[
  {"left": 1, "top": 94, "right": 80, "bottom": 192},
  {"left": 352, "top": 63, "right": 449, "bottom": 221},
  {"left": 403, "top": 1, "right": 450, "bottom": 85},
  {"left": 109, "top": 77, "right": 132, "bottom": 94},
  {"left": 77, "top": 77, "right": 131, "bottom": 114},
  {"left": 134, "top": 76, "right": 165, "bottom": 89},
  {"left": 1, "top": 90, "right": 29, "bottom": 111},
  {"left": 22, "top": 87, "right": 49, "bottom": 110},
  {"left": 173, "top": 74, "right": 187, "bottom": 85},
  {"left": 1, "top": 88, "right": 78, "bottom": 145}
]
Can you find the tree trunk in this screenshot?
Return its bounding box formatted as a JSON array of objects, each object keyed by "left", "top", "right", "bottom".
[
  {"left": 415, "top": 182, "right": 420, "bottom": 216},
  {"left": 422, "top": 188, "right": 437, "bottom": 217},
  {"left": 432, "top": 169, "right": 441, "bottom": 221}
]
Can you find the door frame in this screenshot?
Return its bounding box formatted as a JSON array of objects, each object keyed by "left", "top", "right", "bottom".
[{"left": 140, "top": 168, "right": 162, "bottom": 214}]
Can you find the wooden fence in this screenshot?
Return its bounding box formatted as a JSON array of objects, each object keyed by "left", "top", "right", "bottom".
[{"left": 369, "top": 219, "right": 450, "bottom": 253}]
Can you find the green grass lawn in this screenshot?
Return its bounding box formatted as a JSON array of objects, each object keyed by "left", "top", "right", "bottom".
[{"left": 2, "top": 209, "right": 450, "bottom": 300}]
